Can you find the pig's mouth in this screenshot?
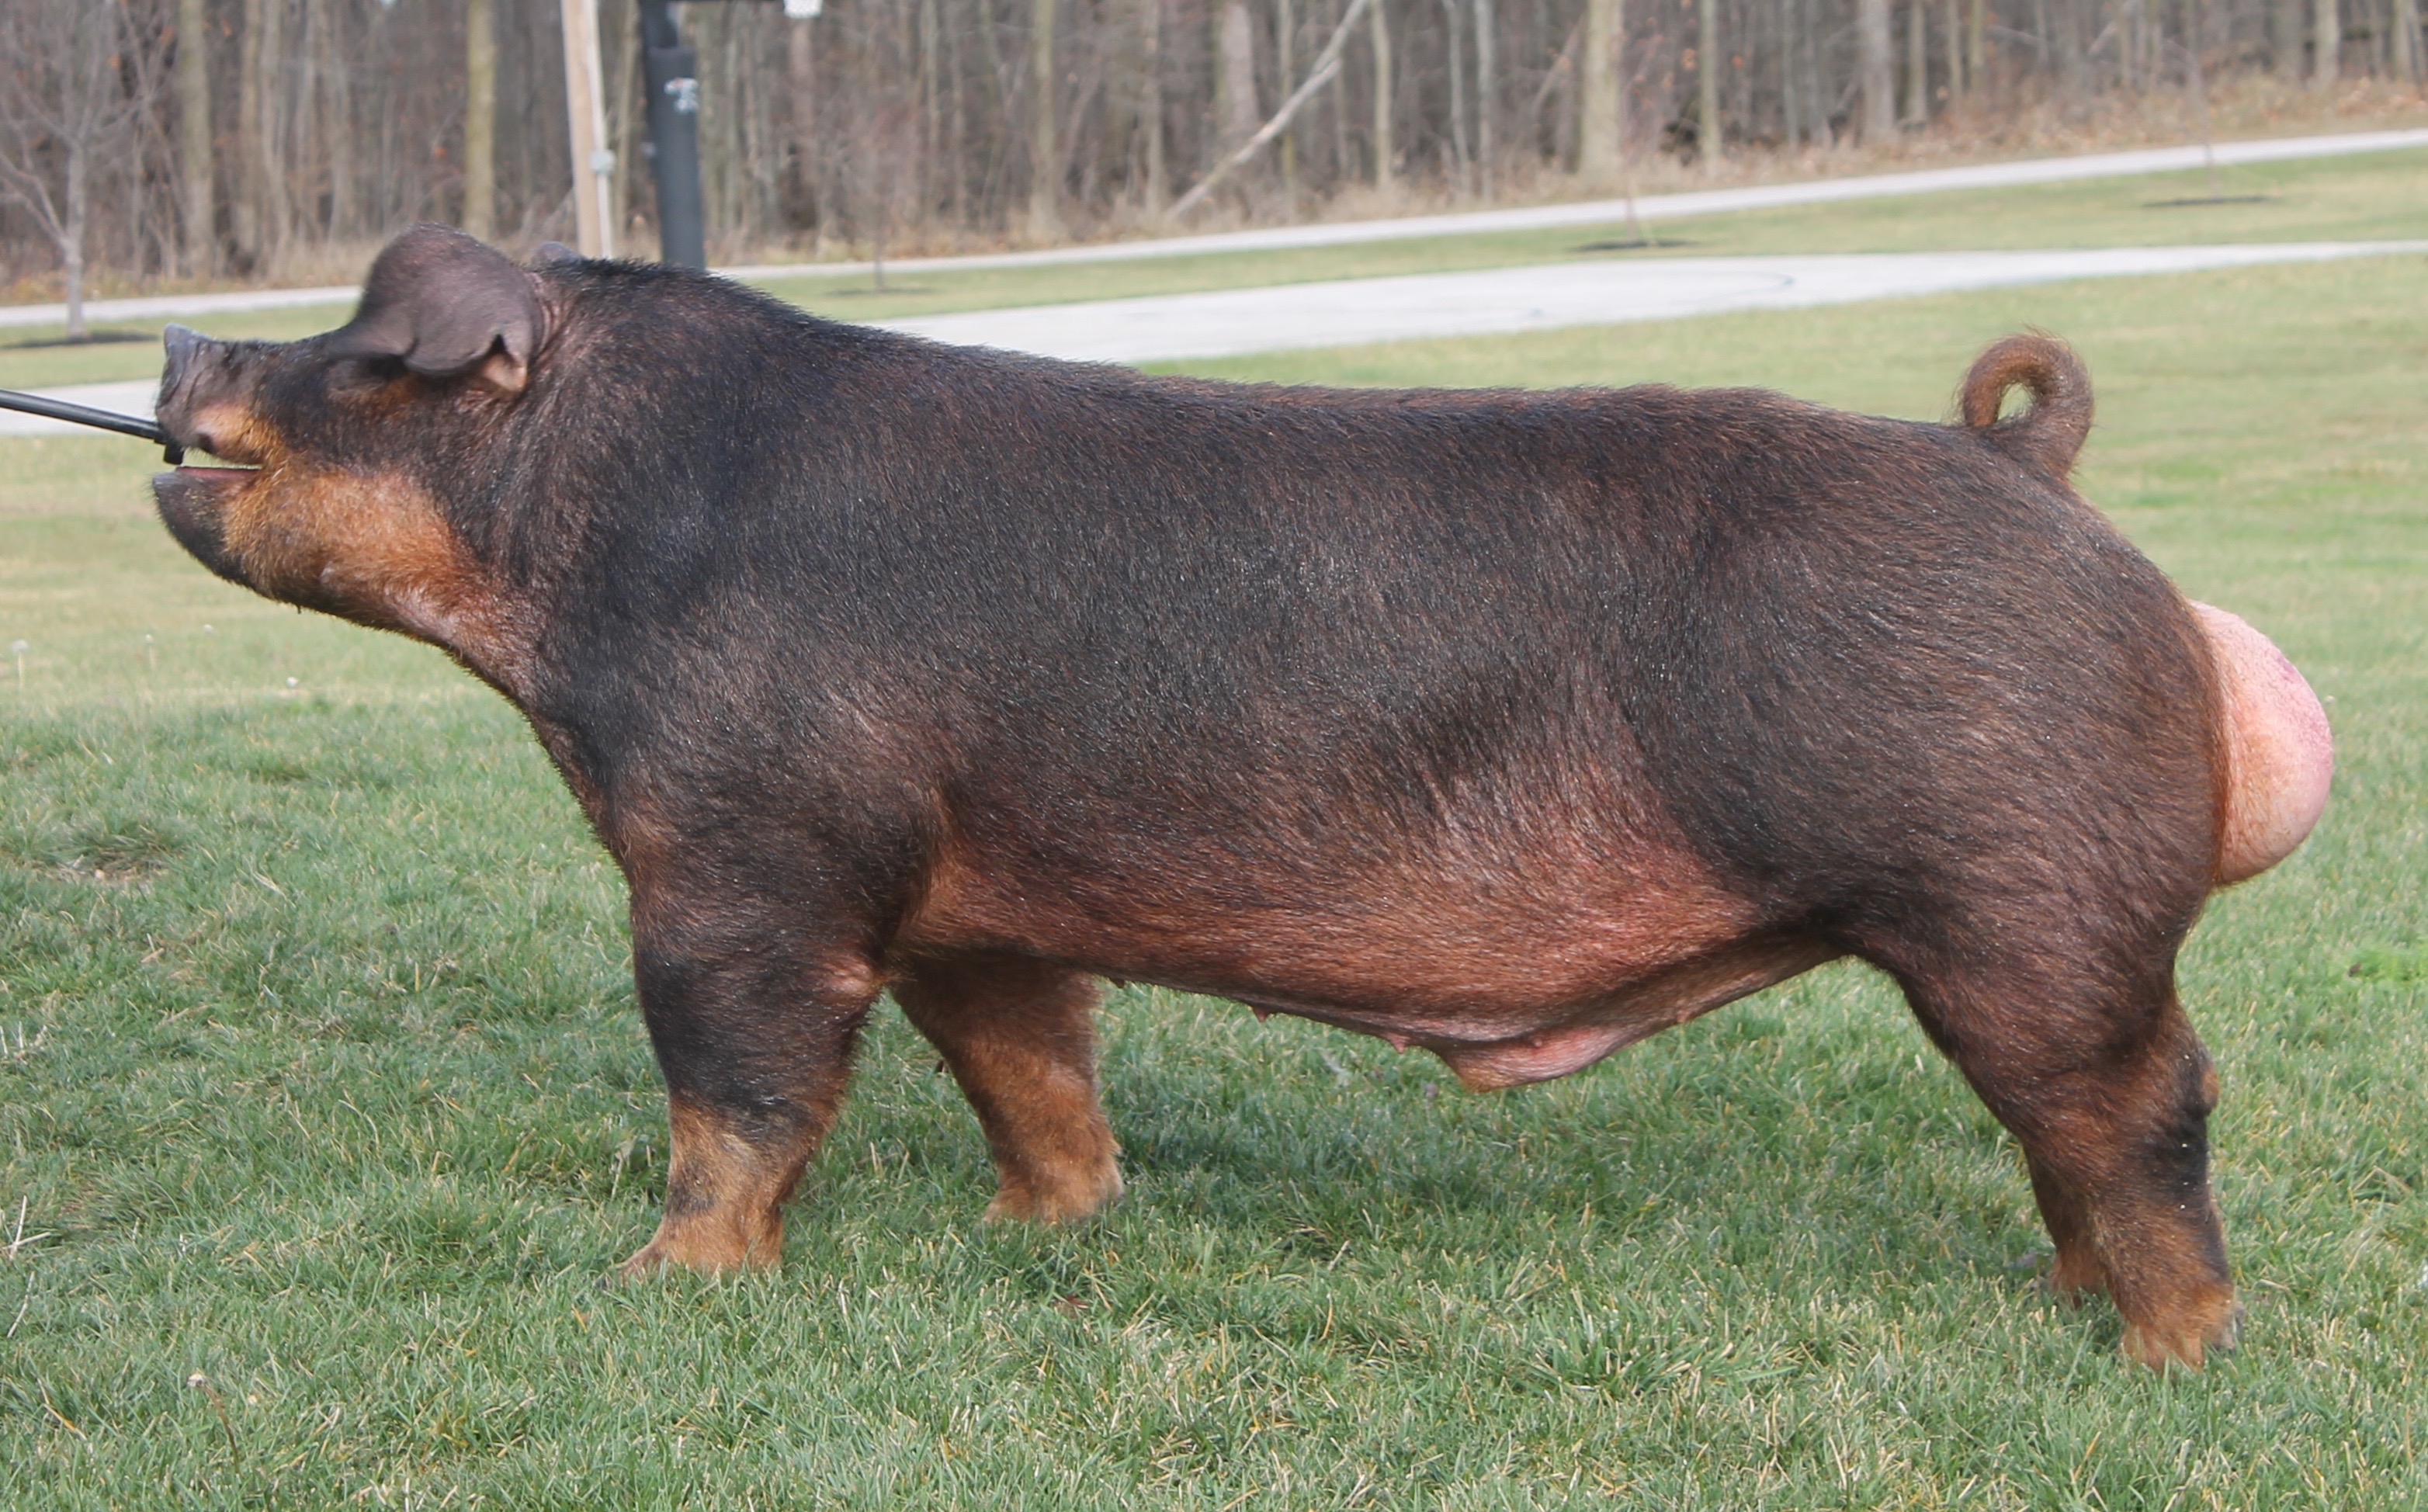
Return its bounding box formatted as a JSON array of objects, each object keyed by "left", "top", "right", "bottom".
[{"left": 152, "top": 465, "right": 255, "bottom": 585}]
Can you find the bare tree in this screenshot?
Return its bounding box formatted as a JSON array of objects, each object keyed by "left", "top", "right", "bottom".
[
  {"left": 1579, "top": 0, "right": 1619, "bottom": 179},
  {"left": 1698, "top": 0, "right": 1723, "bottom": 168},
  {"left": 234, "top": 0, "right": 262, "bottom": 263},
  {"left": 465, "top": 0, "right": 498, "bottom": 238},
  {"left": 1370, "top": 0, "right": 1394, "bottom": 187},
  {"left": 0, "top": 0, "right": 161, "bottom": 336},
  {"left": 1903, "top": 0, "right": 1927, "bottom": 123},
  {"left": 1943, "top": 0, "right": 1964, "bottom": 99},
  {"left": 1142, "top": 0, "right": 1167, "bottom": 207},
  {"left": 1858, "top": 0, "right": 1894, "bottom": 140},
  {"left": 1032, "top": 0, "right": 1063, "bottom": 235},
  {"left": 1472, "top": 0, "right": 1494, "bottom": 197},
  {"left": 177, "top": 0, "right": 215, "bottom": 276}
]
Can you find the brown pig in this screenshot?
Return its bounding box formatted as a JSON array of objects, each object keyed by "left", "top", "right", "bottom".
[{"left": 148, "top": 224, "right": 2330, "bottom": 1369}]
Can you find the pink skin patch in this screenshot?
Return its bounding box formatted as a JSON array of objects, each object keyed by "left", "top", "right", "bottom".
[{"left": 2191, "top": 602, "right": 2333, "bottom": 884}]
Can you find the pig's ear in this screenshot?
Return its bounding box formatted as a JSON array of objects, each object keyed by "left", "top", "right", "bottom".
[
  {"left": 533, "top": 241, "right": 582, "bottom": 267},
  {"left": 328, "top": 224, "right": 547, "bottom": 393}
]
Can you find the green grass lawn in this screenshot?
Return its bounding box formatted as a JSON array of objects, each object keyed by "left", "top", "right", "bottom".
[
  {"left": 2, "top": 253, "right": 2423, "bottom": 1507},
  {"left": 5, "top": 145, "right": 2422, "bottom": 388}
]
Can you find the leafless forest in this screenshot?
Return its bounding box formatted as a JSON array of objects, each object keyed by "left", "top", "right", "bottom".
[{"left": 2, "top": 0, "right": 2421, "bottom": 312}]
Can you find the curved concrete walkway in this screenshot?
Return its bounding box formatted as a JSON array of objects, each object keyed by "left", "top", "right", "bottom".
[
  {"left": 5, "top": 238, "right": 2419, "bottom": 435},
  {"left": 879, "top": 240, "right": 2427, "bottom": 364}
]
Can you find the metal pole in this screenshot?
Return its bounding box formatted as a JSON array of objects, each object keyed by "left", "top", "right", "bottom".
[
  {"left": 638, "top": 1, "right": 706, "bottom": 268},
  {"left": 0, "top": 388, "right": 182, "bottom": 463}
]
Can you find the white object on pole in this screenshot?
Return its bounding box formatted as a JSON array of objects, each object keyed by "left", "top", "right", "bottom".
[
  {"left": 783, "top": 0, "right": 823, "bottom": 16},
  {"left": 559, "top": 0, "right": 616, "bottom": 258}
]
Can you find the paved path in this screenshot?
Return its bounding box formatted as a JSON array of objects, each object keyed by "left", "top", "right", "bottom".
[
  {"left": 3, "top": 127, "right": 2422, "bottom": 332},
  {"left": 879, "top": 240, "right": 2428, "bottom": 364},
  {"left": 7, "top": 238, "right": 2419, "bottom": 435}
]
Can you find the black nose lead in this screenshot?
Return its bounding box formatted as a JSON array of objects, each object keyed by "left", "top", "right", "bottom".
[{"left": 0, "top": 386, "right": 184, "bottom": 465}]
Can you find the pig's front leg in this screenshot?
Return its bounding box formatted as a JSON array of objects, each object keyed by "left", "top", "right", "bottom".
[{"left": 613, "top": 884, "right": 880, "bottom": 1278}]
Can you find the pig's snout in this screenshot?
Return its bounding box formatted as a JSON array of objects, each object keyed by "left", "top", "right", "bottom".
[
  {"left": 152, "top": 324, "right": 258, "bottom": 585},
  {"left": 156, "top": 322, "right": 206, "bottom": 427},
  {"left": 2194, "top": 602, "right": 2333, "bottom": 884},
  {"left": 161, "top": 321, "right": 204, "bottom": 384},
  {"left": 155, "top": 322, "right": 242, "bottom": 459}
]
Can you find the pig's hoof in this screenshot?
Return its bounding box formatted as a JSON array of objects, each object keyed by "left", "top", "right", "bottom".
[
  {"left": 981, "top": 1163, "right": 1125, "bottom": 1226},
  {"left": 2119, "top": 1295, "right": 2242, "bottom": 1372},
  {"left": 607, "top": 1217, "right": 783, "bottom": 1281}
]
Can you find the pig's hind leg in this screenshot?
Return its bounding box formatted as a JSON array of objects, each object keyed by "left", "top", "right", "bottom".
[
  {"left": 1892, "top": 947, "right": 2237, "bottom": 1370},
  {"left": 893, "top": 955, "right": 1124, "bottom": 1224}
]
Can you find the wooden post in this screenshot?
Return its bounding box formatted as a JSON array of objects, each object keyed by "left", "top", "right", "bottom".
[{"left": 560, "top": 0, "right": 615, "bottom": 256}]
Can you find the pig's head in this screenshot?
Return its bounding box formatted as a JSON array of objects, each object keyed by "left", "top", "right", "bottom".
[{"left": 151, "top": 224, "right": 568, "bottom": 669}]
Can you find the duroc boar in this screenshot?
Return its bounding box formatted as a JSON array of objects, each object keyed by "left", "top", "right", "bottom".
[{"left": 149, "top": 224, "right": 2331, "bottom": 1369}]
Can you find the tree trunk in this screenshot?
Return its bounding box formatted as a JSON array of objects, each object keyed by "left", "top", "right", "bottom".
[
  {"left": 2314, "top": 0, "right": 2340, "bottom": 85},
  {"left": 1371, "top": 0, "right": 1393, "bottom": 186},
  {"left": 177, "top": 0, "right": 216, "bottom": 276},
  {"left": 1278, "top": 0, "right": 1299, "bottom": 203},
  {"left": 1858, "top": 0, "right": 1893, "bottom": 140},
  {"left": 1903, "top": 0, "right": 1927, "bottom": 123},
  {"left": 1143, "top": 0, "right": 1166, "bottom": 207},
  {"left": 2397, "top": 0, "right": 2421, "bottom": 81},
  {"left": 62, "top": 140, "right": 88, "bottom": 339},
  {"left": 465, "top": 0, "right": 496, "bottom": 238},
  {"left": 236, "top": 0, "right": 263, "bottom": 266},
  {"left": 2052, "top": 0, "right": 2085, "bottom": 99},
  {"left": 942, "top": 0, "right": 965, "bottom": 224},
  {"left": 1473, "top": 0, "right": 1496, "bottom": 198},
  {"left": 1698, "top": 0, "right": 1723, "bottom": 168},
  {"left": 1443, "top": 0, "right": 1471, "bottom": 189},
  {"left": 1779, "top": 0, "right": 1801, "bottom": 144},
  {"left": 788, "top": 18, "right": 819, "bottom": 231},
  {"left": 1944, "top": 0, "right": 1964, "bottom": 96},
  {"left": 1966, "top": 0, "right": 1986, "bottom": 92},
  {"left": 923, "top": 0, "right": 942, "bottom": 209},
  {"left": 2272, "top": 0, "right": 2304, "bottom": 77},
  {"left": 259, "top": 0, "right": 290, "bottom": 265},
  {"left": 1216, "top": 0, "right": 1260, "bottom": 149},
  {"left": 320, "top": 0, "right": 356, "bottom": 241},
  {"left": 1031, "top": 0, "right": 1062, "bottom": 235},
  {"left": 1580, "top": 0, "right": 1618, "bottom": 179}
]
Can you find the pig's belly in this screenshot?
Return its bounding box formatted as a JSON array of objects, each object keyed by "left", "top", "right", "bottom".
[
  {"left": 903, "top": 840, "right": 1839, "bottom": 1089},
  {"left": 1223, "top": 933, "right": 1841, "bottom": 1090}
]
